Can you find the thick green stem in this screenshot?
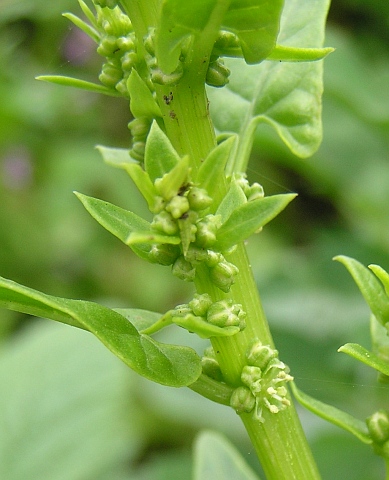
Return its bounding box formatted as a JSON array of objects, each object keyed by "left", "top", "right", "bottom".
[{"left": 158, "top": 80, "right": 320, "bottom": 479}]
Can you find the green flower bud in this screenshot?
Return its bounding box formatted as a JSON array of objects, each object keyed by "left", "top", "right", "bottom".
[
  {"left": 205, "top": 250, "right": 223, "bottom": 267},
  {"left": 206, "top": 58, "right": 230, "bottom": 88},
  {"left": 195, "top": 215, "right": 221, "bottom": 248},
  {"left": 151, "top": 67, "right": 183, "bottom": 86},
  {"left": 246, "top": 341, "right": 278, "bottom": 370},
  {"left": 152, "top": 210, "right": 178, "bottom": 235},
  {"left": 172, "top": 256, "right": 196, "bottom": 282},
  {"left": 187, "top": 187, "right": 212, "bottom": 211},
  {"left": 148, "top": 243, "right": 180, "bottom": 266},
  {"left": 201, "top": 356, "right": 224, "bottom": 382},
  {"left": 185, "top": 245, "right": 208, "bottom": 264},
  {"left": 130, "top": 141, "right": 145, "bottom": 161},
  {"left": 230, "top": 386, "right": 256, "bottom": 414},
  {"left": 166, "top": 195, "right": 190, "bottom": 219},
  {"left": 116, "top": 35, "right": 134, "bottom": 52},
  {"left": 115, "top": 77, "right": 129, "bottom": 96},
  {"left": 241, "top": 365, "right": 262, "bottom": 395},
  {"left": 207, "top": 299, "right": 246, "bottom": 329},
  {"left": 188, "top": 293, "right": 213, "bottom": 317},
  {"left": 209, "top": 260, "right": 239, "bottom": 293},
  {"left": 97, "top": 36, "right": 118, "bottom": 57},
  {"left": 247, "top": 182, "right": 264, "bottom": 202},
  {"left": 121, "top": 51, "right": 137, "bottom": 71},
  {"left": 367, "top": 410, "right": 389, "bottom": 444},
  {"left": 214, "top": 31, "right": 240, "bottom": 51},
  {"left": 99, "top": 61, "right": 123, "bottom": 88}
]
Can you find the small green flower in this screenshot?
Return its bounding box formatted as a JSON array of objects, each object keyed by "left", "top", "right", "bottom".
[{"left": 230, "top": 386, "right": 256, "bottom": 414}]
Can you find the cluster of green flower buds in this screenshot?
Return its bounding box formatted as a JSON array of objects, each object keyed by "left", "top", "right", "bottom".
[
  {"left": 206, "top": 56, "right": 230, "bottom": 88},
  {"left": 367, "top": 410, "right": 389, "bottom": 458},
  {"left": 147, "top": 177, "right": 239, "bottom": 292},
  {"left": 201, "top": 346, "right": 224, "bottom": 382},
  {"left": 232, "top": 173, "right": 264, "bottom": 202},
  {"left": 230, "top": 340, "right": 293, "bottom": 422},
  {"left": 166, "top": 293, "right": 246, "bottom": 338},
  {"left": 94, "top": 4, "right": 138, "bottom": 96},
  {"left": 128, "top": 117, "right": 151, "bottom": 161}
]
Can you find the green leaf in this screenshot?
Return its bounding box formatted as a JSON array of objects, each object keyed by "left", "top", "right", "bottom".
[
  {"left": 75, "top": 192, "right": 152, "bottom": 261},
  {"left": 0, "top": 321, "right": 140, "bottom": 480},
  {"left": 334, "top": 256, "right": 389, "bottom": 326},
  {"left": 96, "top": 145, "right": 157, "bottom": 209},
  {"left": 215, "top": 193, "right": 296, "bottom": 251},
  {"left": 267, "top": 44, "right": 334, "bottom": 62},
  {"left": 196, "top": 136, "right": 235, "bottom": 208},
  {"left": 0, "top": 277, "right": 202, "bottom": 387},
  {"left": 154, "top": 155, "right": 190, "bottom": 200},
  {"left": 290, "top": 382, "right": 372, "bottom": 445},
  {"left": 222, "top": 0, "right": 284, "bottom": 65},
  {"left": 144, "top": 121, "right": 181, "bottom": 181},
  {"left": 127, "top": 69, "right": 162, "bottom": 118},
  {"left": 193, "top": 430, "right": 261, "bottom": 480},
  {"left": 62, "top": 12, "right": 100, "bottom": 43},
  {"left": 338, "top": 343, "right": 389, "bottom": 377},
  {"left": 208, "top": 0, "right": 331, "bottom": 159},
  {"left": 215, "top": 179, "right": 247, "bottom": 224},
  {"left": 36, "top": 75, "right": 121, "bottom": 96}
]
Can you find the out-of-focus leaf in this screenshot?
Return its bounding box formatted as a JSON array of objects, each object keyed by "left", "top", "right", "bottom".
[
  {"left": 128, "top": 69, "right": 162, "bottom": 118},
  {"left": 0, "top": 320, "right": 141, "bottom": 480},
  {"left": 193, "top": 430, "right": 261, "bottom": 480},
  {"left": 291, "top": 382, "right": 372, "bottom": 445},
  {"left": 0, "top": 276, "right": 202, "bottom": 387}
]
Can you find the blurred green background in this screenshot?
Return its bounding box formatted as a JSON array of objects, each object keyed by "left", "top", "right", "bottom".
[{"left": 0, "top": 1, "right": 388, "bottom": 479}]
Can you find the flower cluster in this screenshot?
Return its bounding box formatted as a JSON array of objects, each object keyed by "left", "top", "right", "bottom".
[
  {"left": 230, "top": 340, "right": 293, "bottom": 422},
  {"left": 95, "top": 5, "right": 138, "bottom": 96},
  {"left": 164, "top": 293, "right": 246, "bottom": 338}
]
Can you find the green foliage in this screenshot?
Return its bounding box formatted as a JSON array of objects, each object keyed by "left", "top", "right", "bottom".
[{"left": 3, "top": 0, "right": 389, "bottom": 478}]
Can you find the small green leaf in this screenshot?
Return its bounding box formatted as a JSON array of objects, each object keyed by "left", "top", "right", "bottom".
[
  {"left": 222, "top": 0, "right": 284, "bottom": 65},
  {"left": 215, "top": 193, "right": 296, "bottom": 251},
  {"left": 193, "top": 430, "right": 262, "bottom": 480},
  {"left": 267, "top": 44, "right": 334, "bottom": 62},
  {"left": 75, "top": 192, "right": 152, "bottom": 261},
  {"left": 36, "top": 76, "right": 121, "bottom": 97},
  {"left": 127, "top": 69, "right": 162, "bottom": 118},
  {"left": 291, "top": 382, "right": 372, "bottom": 445},
  {"left": 144, "top": 121, "right": 181, "bottom": 181},
  {"left": 369, "top": 264, "right": 389, "bottom": 297},
  {"left": 0, "top": 277, "right": 202, "bottom": 387},
  {"left": 334, "top": 256, "right": 389, "bottom": 326},
  {"left": 62, "top": 12, "right": 100, "bottom": 43},
  {"left": 78, "top": 0, "right": 99, "bottom": 29},
  {"left": 338, "top": 343, "right": 389, "bottom": 377},
  {"left": 96, "top": 146, "right": 157, "bottom": 209},
  {"left": 154, "top": 155, "right": 190, "bottom": 201},
  {"left": 216, "top": 179, "right": 247, "bottom": 224},
  {"left": 196, "top": 136, "right": 235, "bottom": 208},
  {"left": 171, "top": 312, "right": 241, "bottom": 339}
]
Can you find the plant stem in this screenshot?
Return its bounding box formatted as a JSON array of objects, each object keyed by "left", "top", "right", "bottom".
[{"left": 156, "top": 69, "right": 321, "bottom": 480}]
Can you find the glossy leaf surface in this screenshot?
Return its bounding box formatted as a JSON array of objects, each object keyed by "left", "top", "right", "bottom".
[{"left": 0, "top": 276, "right": 202, "bottom": 387}]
